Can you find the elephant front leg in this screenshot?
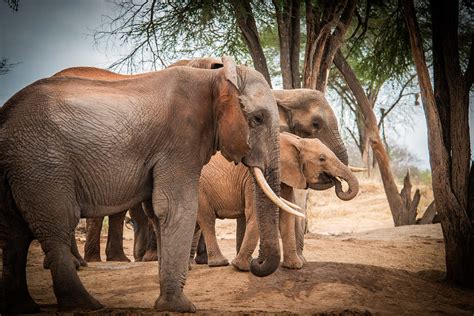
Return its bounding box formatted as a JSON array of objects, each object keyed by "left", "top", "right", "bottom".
[
  {"left": 279, "top": 186, "right": 303, "bottom": 269},
  {"left": 106, "top": 211, "right": 130, "bottom": 262},
  {"left": 153, "top": 184, "right": 198, "bottom": 313},
  {"left": 293, "top": 188, "right": 308, "bottom": 263},
  {"left": 232, "top": 216, "right": 258, "bottom": 271},
  {"left": 129, "top": 204, "right": 149, "bottom": 261},
  {"left": 197, "top": 206, "right": 228, "bottom": 267},
  {"left": 84, "top": 217, "right": 103, "bottom": 262}
]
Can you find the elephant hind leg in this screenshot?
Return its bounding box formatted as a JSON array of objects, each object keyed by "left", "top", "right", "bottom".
[
  {"left": 106, "top": 211, "right": 130, "bottom": 262},
  {"left": 44, "top": 231, "right": 87, "bottom": 269},
  {"left": 28, "top": 203, "right": 103, "bottom": 311},
  {"left": 2, "top": 234, "right": 39, "bottom": 314},
  {"left": 84, "top": 217, "right": 103, "bottom": 262},
  {"left": 0, "top": 180, "right": 38, "bottom": 314},
  {"left": 194, "top": 231, "right": 208, "bottom": 264}
]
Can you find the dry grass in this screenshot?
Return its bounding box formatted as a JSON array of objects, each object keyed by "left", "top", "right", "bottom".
[{"left": 307, "top": 174, "right": 434, "bottom": 235}]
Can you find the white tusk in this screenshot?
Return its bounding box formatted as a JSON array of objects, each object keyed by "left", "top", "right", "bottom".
[
  {"left": 280, "top": 198, "right": 302, "bottom": 210},
  {"left": 253, "top": 168, "right": 305, "bottom": 218},
  {"left": 349, "top": 166, "right": 367, "bottom": 172}
]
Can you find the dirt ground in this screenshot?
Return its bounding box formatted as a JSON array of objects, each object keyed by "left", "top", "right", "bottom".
[{"left": 11, "top": 178, "right": 474, "bottom": 314}]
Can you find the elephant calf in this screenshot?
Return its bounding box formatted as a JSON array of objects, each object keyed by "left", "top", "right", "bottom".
[{"left": 194, "top": 132, "right": 359, "bottom": 271}]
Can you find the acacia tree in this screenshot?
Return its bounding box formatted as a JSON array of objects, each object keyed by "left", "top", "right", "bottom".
[
  {"left": 403, "top": 0, "right": 473, "bottom": 287},
  {"left": 95, "top": 0, "right": 357, "bottom": 93}
]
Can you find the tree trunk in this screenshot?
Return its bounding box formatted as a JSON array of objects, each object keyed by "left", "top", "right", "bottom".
[
  {"left": 417, "top": 201, "right": 437, "bottom": 225},
  {"left": 231, "top": 0, "right": 272, "bottom": 87},
  {"left": 274, "top": 0, "right": 301, "bottom": 89},
  {"left": 303, "top": 0, "right": 356, "bottom": 91},
  {"left": 403, "top": 0, "right": 474, "bottom": 288},
  {"left": 334, "top": 49, "right": 413, "bottom": 226}
]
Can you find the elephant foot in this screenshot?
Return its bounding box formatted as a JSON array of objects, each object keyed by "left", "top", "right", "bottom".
[
  {"left": 282, "top": 256, "right": 303, "bottom": 270},
  {"left": 106, "top": 253, "right": 131, "bottom": 262},
  {"left": 142, "top": 250, "right": 158, "bottom": 262},
  {"left": 194, "top": 252, "right": 208, "bottom": 264},
  {"left": 58, "top": 293, "right": 104, "bottom": 312},
  {"left": 231, "top": 257, "right": 251, "bottom": 271},
  {"left": 154, "top": 293, "right": 196, "bottom": 313},
  {"left": 207, "top": 256, "right": 229, "bottom": 267},
  {"left": 298, "top": 253, "right": 307, "bottom": 264},
  {"left": 84, "top": 254, "right": 102, "bottom": 263}
]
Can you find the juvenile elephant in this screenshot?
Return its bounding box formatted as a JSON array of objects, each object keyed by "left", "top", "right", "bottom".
[
  {"left": 0, "top": 57, "right": 300, "bottom": 313},
  {"left": 52, "top": 57, "right": 224, "bottom": 263},
  {"left": 194, "top": 132, "right": 358, "bottom": 271}
]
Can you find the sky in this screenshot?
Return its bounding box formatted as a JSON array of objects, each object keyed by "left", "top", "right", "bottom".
[{"left": 1, "top": 0, "right": 473, "bottom": 169}]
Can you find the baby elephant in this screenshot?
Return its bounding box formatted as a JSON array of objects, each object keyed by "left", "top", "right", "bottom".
[{"left": 195, "top": 132, "right": 359, "bottom": 271}]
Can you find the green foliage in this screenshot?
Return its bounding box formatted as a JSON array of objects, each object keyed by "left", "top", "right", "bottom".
[
  {"left": 95, "top": 0, "right": 252, "bottom": 72},
  {"left": 343, "top": 0, "right": 413, "bottom": 88}
]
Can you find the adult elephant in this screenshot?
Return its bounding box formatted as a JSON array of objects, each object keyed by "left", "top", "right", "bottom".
[
  {"left": 193, "top": 132, "right": 358, "bottom": 271},
  {"left": 52, "top": 57, "right": 224, "bottom": 263},
  {"left": 0, "top": 57, "right": 297, "bottom": 313}
]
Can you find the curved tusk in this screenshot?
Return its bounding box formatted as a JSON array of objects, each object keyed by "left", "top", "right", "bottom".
[
  {"left": 280, "top": 198, "right": 302, "bottom": 210},
  {"left": 253, "top": 168, "right": 305, "bottom": 218},
  {"left": 349, "top": 166, "right": 367, "bottom": 172}
]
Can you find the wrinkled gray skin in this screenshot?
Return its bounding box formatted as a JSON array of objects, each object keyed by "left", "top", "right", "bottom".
[
  {"left": 0, "top": 57, "right": 282, "bottom": 313},
  {"left": 52, "top": 58, "right": 225, "bottom": 264},
  {"left": 191, "top": 133, "right": 357, "bottom": 271}
]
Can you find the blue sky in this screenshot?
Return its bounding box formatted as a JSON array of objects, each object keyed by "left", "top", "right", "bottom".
[{"left": 1, "top": 0, "right": 473, "bottom": 169}]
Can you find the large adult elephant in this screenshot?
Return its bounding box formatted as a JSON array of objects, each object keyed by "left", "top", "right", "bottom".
[
  {"left": 0, "top": 57, "right": 297, "bottom": 313},
  {"left": 193, "top": 132, "right": 358, "bottom": 271},
  {"left": 52, "top": 57, "right": 224, "bottom": 263}
]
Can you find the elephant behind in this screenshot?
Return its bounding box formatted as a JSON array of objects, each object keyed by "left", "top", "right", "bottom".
[{"left": 0, "top": 57, "right": 297, "bottom": 313}]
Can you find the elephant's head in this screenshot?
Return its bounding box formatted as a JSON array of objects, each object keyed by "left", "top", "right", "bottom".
[
  {"left": 273, "top": 89, "right": 348, "bottom": 190},
  {"left": 280, "top": 132, "right": 359, "bottom": 201},
  {"left": 208, "top": 57, "right": 301, "bottom": 277}
]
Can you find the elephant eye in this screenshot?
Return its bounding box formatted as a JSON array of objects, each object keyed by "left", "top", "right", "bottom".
[
  {"left": 319, "top": 154, "right": 326, "bottom": 162},
  {"left": 312, "top": 121, "right": 320, "bottom": 130},
  {"left": 250, "top": 113, "right": 264, "bottom": 127}
]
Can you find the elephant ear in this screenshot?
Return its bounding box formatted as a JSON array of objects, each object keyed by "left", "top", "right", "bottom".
[
  {"left": 222, "top": 56, "right": 240, "bottom": 92},
  {"left": 215, "top": 57, "right": 250, "bottom": 163},
  {"left": 279, "top": 133, "right": 307, "bottom": 189}
]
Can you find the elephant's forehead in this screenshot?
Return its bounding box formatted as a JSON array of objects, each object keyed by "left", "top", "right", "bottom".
[{"left": 302, "top": 138, "right": 326, "bottom": 153}]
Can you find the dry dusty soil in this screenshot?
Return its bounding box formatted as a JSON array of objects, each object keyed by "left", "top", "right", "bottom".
[{"left": 7, "top": 178, "right": 474, "bottom": 315}]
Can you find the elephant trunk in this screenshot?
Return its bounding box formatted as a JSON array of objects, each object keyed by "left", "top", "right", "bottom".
[
  {"left": 249, "top": 136, "right": 281, "bottom": 277},
  {"left": 334, "top": 167, "right": 359, "bottom": 201}
]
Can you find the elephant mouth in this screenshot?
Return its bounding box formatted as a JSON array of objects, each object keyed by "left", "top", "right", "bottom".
[{"left": 308, "top": 173, "right": 336, "bottom": 190}]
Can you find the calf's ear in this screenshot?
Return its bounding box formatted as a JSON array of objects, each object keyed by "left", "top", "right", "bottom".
[{"left": 280, "top": 134, "right": 307, "bottom": 189}]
